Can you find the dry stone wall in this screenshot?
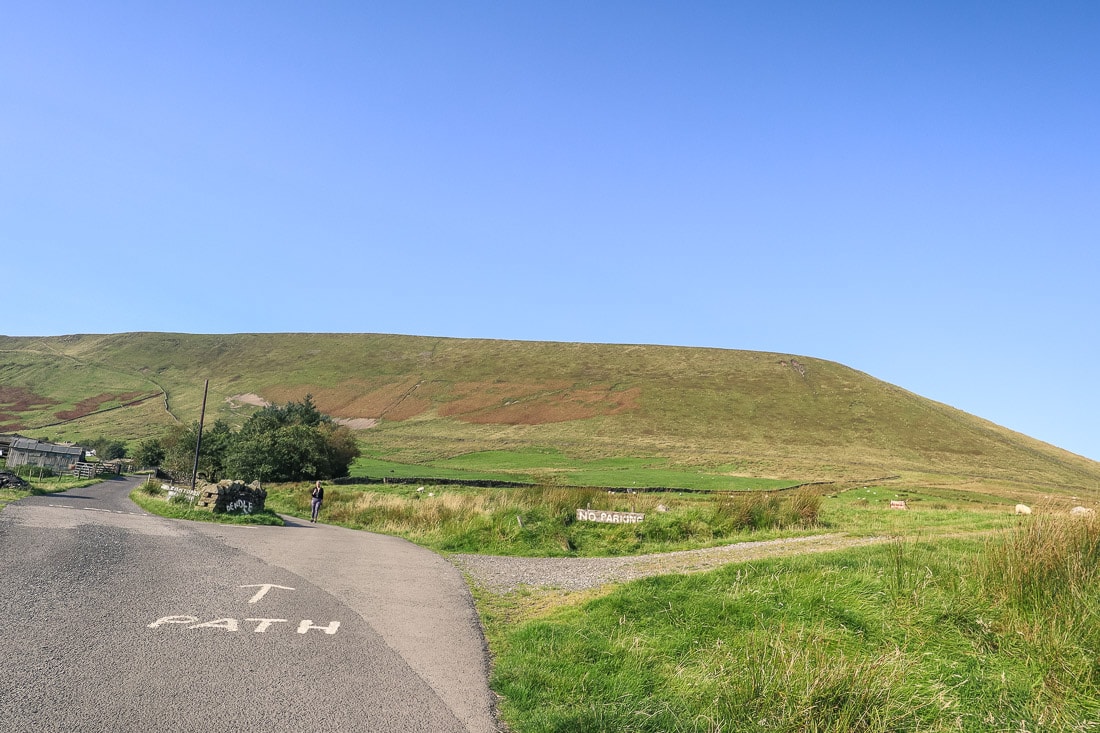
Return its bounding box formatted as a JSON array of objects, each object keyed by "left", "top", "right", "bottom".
[{"left": 193, "top": 479, "right": 267, "bottom": 515}]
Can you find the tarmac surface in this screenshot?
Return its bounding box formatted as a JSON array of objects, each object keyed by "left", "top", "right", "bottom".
[{"left": 0, "top": 476, "right": 501, "bottom": 732}]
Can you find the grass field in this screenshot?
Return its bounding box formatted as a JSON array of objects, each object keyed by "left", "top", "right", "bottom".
[
  {"left": 482, "top": 519, "right": 1100, "bottom": 732},
  {"left": 349, "top": 448, "right": 800, "bottom": 491}
]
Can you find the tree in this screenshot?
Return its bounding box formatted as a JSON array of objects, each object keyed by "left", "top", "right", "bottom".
[
  {"left": 317, "top": 422, "right": 360, "bottom": 478},
  {"left": 223, "top": 396, "right": 359, "bottom": 482},
  {"left": 134, "top": 438, "right": 165, "bottom": 468},
  {"left": 160, "top": 420, "right": 233, "bottom": 482},
  {"left": 87, "top": 436, "right": 127, "bottom": 460}
]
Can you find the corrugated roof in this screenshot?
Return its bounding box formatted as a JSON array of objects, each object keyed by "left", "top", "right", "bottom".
[{"left": 10, "top": 438, "right": 85, "bottom": 457}]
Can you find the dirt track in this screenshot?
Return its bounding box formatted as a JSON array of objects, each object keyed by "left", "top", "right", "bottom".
[{"left": 450, "top": 533, "right": 888, "bottom": 593}]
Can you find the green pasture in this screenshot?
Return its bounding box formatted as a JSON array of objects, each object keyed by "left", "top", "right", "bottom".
[
  {"left": 483, "top": 517, "right": 1100, "bottom": 732},
  {"left": 349, "top": 448, "right": 800, "bottom": 491},
  {"left": 267, "top": 473, "right": 1026, "bottom": 558},
  {"left": 820, "top": 484, "right": 1021, "bottom": 536}
]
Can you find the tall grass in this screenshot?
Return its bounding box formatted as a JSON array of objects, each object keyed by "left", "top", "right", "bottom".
[
  {"left": 265, "top": 483, "right": 823, "bottom": 556},
  {"left": 980, "top": 512, "right": 1100, "bottom": 613},
  {"left": 485, "top": 519, "right": 1100, "bottom": 732},
  {"left": 714, "top": 490, "right": 821, "bottom": 531}
]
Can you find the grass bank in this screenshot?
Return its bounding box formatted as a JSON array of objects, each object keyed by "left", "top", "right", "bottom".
[
  {"left": 0, "top": 474, "right": 105, "bottom": 509},
  {"left": 483, "top": 515, "right": 1100, "bottom": 732},
  {"left": 266, "top": 479, "right": 1023, "bottom": 557},
  {"left": 266, "top": 481, "right": 825, "bottom": 557}
]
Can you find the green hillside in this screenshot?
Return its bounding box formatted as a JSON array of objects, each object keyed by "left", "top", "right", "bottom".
[{"left": 2, "top": 332, "right": 1097, "bottom": 497}]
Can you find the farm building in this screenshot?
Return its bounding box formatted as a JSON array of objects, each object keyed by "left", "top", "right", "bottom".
[
  {"left": 0, "top": 434, "right": 18, "bottom": 459},
  {"left": 6, "top": 438, "right": 86, "bottom": 472}
]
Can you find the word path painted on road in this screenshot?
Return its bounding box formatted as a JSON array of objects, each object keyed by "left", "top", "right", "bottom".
[
  {"left": 147, "top": 581, "right": 340, "bottom": 636},
  {"left": 149, "top": 616, "right": 340, "bottom": 634}
]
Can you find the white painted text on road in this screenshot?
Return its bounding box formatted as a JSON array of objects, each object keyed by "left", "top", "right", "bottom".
[{"left": 148, "top": 615, "right": 341, "bottom": 634}]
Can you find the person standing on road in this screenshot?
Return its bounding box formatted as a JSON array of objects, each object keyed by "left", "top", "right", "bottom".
[{"left": 310, "top": 481, "right": 324, "bottom": 523}]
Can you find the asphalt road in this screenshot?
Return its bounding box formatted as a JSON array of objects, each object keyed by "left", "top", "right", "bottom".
[{"left": 0, "top": 476, "right": 500, "bottom": 732}]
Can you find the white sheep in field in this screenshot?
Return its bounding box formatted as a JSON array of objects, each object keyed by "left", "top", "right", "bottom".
[
  {"left": 1015, "top": 504, "right": 1032, "bottom": 515},
  {"left": 1070, "top": 506, "right": 1095, "bottom": 516}
]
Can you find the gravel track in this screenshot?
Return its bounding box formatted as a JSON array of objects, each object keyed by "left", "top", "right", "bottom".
[{"left": 449, "top": 533, "right": 888, "bottom": 593}]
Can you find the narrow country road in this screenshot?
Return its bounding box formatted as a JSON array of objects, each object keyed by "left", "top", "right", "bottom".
[{"left": 0, "top": 477, "right": 500, "bottom": 733}]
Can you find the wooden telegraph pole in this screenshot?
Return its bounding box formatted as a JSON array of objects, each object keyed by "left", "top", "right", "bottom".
[{"left": 190, "top": 379, "right": 209, "bottom": 493}]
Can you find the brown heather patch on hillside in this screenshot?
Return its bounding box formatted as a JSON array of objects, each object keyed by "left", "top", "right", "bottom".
[
  {"left": 0, "top": 386, "right": 58, "bottom": 412},
  {"left": 440, "top": 382, "right": 641, "bottom": 425},
  {"left": 0, "top": 415, "right": 24, "bottom": 431},
  {"left": 438, "top": 381, "right": 571, "bottom": 416},
  {"left": 53, "top": 391, "right": 147, "bottom": 421},
  {"left": 262, "top": 378, "right": 433, "bottom": 422}
]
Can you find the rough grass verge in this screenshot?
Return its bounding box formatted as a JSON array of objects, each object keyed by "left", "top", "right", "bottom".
[
  {"left": 481, "top": 526, "right": 1100, "bottom": 733},
  {"left": 264, "top": 483, "right": 824, "bottom": 557}
]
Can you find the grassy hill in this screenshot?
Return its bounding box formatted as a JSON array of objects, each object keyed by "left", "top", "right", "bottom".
[{"left": 2, "top": 332, "right": 1098, "bottom": 497}]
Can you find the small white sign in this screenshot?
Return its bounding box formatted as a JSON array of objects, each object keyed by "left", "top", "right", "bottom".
[{"left": 576, "top": 509, "right": 645, "bottom": 524}]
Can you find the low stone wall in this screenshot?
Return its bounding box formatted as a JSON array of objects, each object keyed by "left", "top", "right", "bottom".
[{"left": 193, "top": 479, "right": 267, "bottom": 515}]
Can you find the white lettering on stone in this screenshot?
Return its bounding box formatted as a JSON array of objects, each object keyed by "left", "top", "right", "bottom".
[
  {"left": 148, "top": 615, "right": 199, "bottom": 629},
  {"left": 190, "top": 618, "right": 240, "bottom": 631},
  {"left": 246, "top": 618, "right": 288, "bottom": 633},
  {"left": 297, "top": 620, "right": 341, "bottom": 635},
  {"left": 226, "top": 499, "right": 254, "bottom": 514},
  {"left": 240, "top": 584, "right": 295, "bottom": 604}
]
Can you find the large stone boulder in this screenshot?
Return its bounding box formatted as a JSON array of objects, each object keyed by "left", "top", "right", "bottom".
[{"left": 194, "top": 479, "right": 267, "bottom": 515}]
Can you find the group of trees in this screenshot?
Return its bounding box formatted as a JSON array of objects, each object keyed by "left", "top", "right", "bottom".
[
  {"left": 140, "top": 395, "right": 360, "bottom": 484},
  {"left": 86, "top": 436, "right": 128, "bottom": 461}
]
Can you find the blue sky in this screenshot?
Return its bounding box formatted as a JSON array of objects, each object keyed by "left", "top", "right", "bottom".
[{"left": 3, "top": 2, "right": 1097, "bottom": 461}]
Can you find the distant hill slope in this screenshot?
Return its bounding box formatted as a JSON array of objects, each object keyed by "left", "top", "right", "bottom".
[{"left": 2, "top": 332, "right": 1098, "bottom": 493}]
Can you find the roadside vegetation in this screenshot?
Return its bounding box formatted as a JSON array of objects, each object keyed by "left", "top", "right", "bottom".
[
  {"left": 482, "top": 514, "right": 1100, "bottom": 732},
  {"left": 264, "top": 474, "right": 1025, "bottom": 558},
  {"left": 266, "top": 481, "right": 826, "bottom": 556},
  {"left": 0, "top": 461, "right": 107, "bottom": 509}
]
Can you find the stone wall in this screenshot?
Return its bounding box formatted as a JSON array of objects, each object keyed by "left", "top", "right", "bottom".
[{"left": 193, "top": 479, "right": 267, "bottom": 515}]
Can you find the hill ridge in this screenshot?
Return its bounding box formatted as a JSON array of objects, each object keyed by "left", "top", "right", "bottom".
[{"left": 2, "top": 332, "right": 1098, "bottom": 495}]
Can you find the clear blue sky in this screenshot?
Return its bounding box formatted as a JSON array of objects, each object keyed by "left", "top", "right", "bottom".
[{"left": 3, "top": 2, "right": 1097, "bottom": 461}]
